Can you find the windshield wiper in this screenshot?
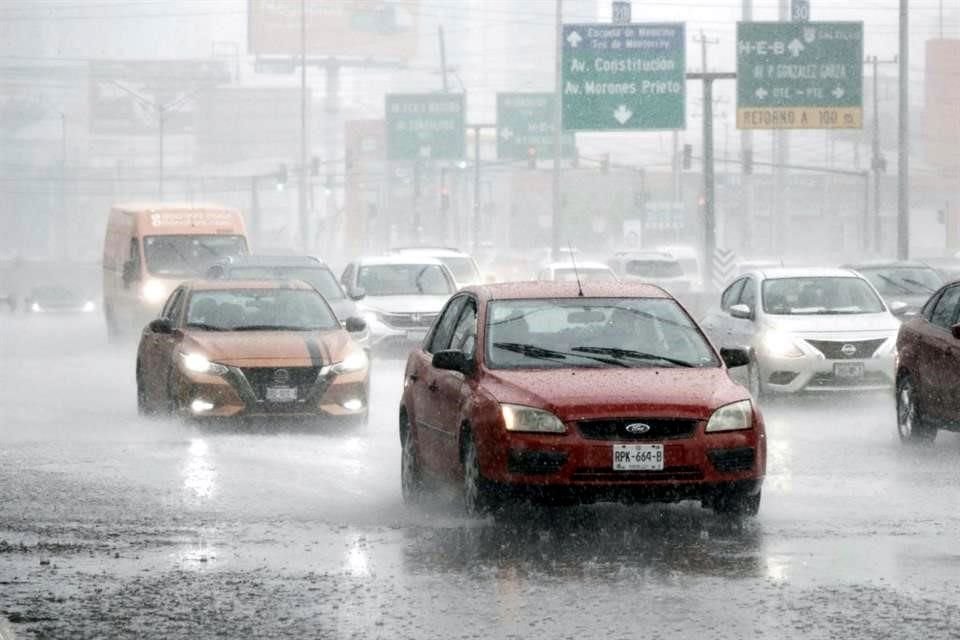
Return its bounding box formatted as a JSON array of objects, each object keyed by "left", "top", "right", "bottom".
[
  {"left": 571, "top": 346, "right": 697, "bottom": 368},
  {"left": 874, "top": 273, "right": 916, "bottom": 295},
  {"left": 901, "top": 277, "right": 936, "bottom": 294},
  {"left": 185, "top": 322, "right": 226, "bottom": 331},
  {"left": 231, "top": 324, "right": 314, "bottom": 332},
  {"left": 492, "top": 342, "right": 628, "bottom": 368}
]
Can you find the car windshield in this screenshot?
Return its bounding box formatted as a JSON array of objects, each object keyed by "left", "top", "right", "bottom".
[
  {"left": 437, "top": 257, "right": 480, "bottom": 284},
  {"left": 485, "top": 298, "right": 719, "bottom": 370},
  {"left": 762, "top": 277, "right": 886, "bottom": 315},
  {"left": 858, "top": 267, "right": 943, "bottom": 296},
  {"left": 624, "top": 259, "right": 684, "bottom": 278},
  {"left": 554, "top": 268, "right": 616, "bottom": 282},
  {"left": 184, "top": 288, "right": 338, "bottom": 331},
  {"left": 144, "top": 235, "right": 247, "bottom": 277},
  {"left": 225, "top": 266, "right": 345, "bottom": 301},
  {"left": 357, "top": 264, "right": 454, "bottom": 296}
]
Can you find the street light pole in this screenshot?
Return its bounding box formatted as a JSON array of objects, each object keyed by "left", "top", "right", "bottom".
[
  {"left": 158, "top": 110, "right": 165, "bottom": 200},
  {"left": 551, "top": 0, "right": 563, "bottom": 261},
  {"left": 897, "top": 0, "right": 910, "bottom": 259},
  {"left": 299, "top": 0, "right": 310, "bottom": 250}
]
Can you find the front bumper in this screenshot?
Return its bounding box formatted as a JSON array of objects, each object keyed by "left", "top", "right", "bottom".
[
  {"left": 479, "top": 424, "right": 764, "bottom": 503},
  {"left": 756, "top": 350, "right": 895, "bottom": 393},
  {"left": 174, "top": 365, "right": 369, "bottom": 419}
]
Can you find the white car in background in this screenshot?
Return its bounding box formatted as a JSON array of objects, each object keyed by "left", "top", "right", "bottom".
[
  {"left": 656, "top": 245, "right": 702, "bottom": 290},
  {"left": 536, "top": 261, "right": 618, "bottom": 283},
  {"left": 389, "top": 247, "right": 483, "bottom": 288},
  {"left": 340, "top": 256, "right": 457, "bottom": 350},
  {"left": 701, "top": 267, "right": 900, "bottom": 397},
  {"left": 607, "top": 250, "right": 693, "bottom": 296}
]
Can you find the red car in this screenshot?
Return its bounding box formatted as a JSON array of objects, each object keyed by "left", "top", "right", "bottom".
[
  {"left": 399, "top": 282, "right": 766, "bottom": 516},
  {"left": 895, "top": 280, "right": 960, "bottom": 443}
]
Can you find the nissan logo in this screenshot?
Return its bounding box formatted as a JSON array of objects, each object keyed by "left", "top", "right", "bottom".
[
  {"left": 625, "top": 422, "right": 651, "bottom": 434},
  {"left": 841, "top": 344, "right": 857, "bottom": 356},
  {"left": 272, "top": 368, "right": 291, "bottom": 385}
]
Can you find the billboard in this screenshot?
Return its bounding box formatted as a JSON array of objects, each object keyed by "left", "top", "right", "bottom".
[
  {"left": 925, "top": 39, "right": 960, "bottom": 171},
  {"left": 248, "top": 0, "right": 419, "bottom": 60},
  {"left": 88, "top": 60, "right": 229, "bottom": 135},
  {"left": 195, "top": 87, "right": 302, "bottom": 164}
]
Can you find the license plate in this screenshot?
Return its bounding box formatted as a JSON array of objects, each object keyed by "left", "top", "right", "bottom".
[
  {"left": 833, "top": 362, "right": 864, "bottom": 380},
  {"left": 406, "top": 329, "right": 428, "bottom": 342},
  {"left": 612, "top": 444, "right": 664, "bottom": 471},
  {"left": 265, "top": 386, "right": 297, "bottom": 402}
]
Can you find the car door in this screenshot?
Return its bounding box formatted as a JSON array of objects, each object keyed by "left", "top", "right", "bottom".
[
  {"left": 432, "top": 298, "right": 478, "bottom": 479},
  {"left": 701, "top": 277, "right": 745, "bottom": 346},
  {"left": 730, "top": 276, "right": 760, "bottom": 348},
  {"left": 920, "top": 284, "right": 960, "bottom": 421},
  {"left": 409, "top": 295, "right": 466, "bottom": 475},
  {"left": 140, "top": 286, "right": 185, "bottom": 405}
]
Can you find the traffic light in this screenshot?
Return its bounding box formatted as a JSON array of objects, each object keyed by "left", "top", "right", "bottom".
[
  {"left": 527, "top": 146, "right": 537, "bottom": 169},
  {"left": 600, "top": 153, "right": 610, "bottom": 174},
  {"left": 275, "top": 164, "right": 288, "bottom": 191},
  {"left": 682, "top": 144, "right": 692, "bottom": 170},
  {"left": 742, "top": 149, "right": 753, "bottom": 175}
]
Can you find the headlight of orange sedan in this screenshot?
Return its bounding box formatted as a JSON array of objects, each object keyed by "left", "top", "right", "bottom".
[{"left": 179, "top": 352, "right": 228, "bottom": 376}]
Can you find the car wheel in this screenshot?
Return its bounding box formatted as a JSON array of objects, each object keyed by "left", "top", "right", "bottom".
[
  {"left": 711, "top": 488, "right": 761, "bottom": 517},
  {"left": 400, "top": 426, "right": 424, "bottom": 505},
  {"left": 463, "top": 434, "right": 496, "bottom": 516},
  {"left": 896, "top": 376, "right": 937, "bottom": 443}
]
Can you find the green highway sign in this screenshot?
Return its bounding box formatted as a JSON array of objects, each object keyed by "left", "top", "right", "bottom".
[
  {"left": 561, "top": 23, "right": 686, "bottom": 131},
  {"left": 737, "top": 21, "right": 863, "bottom": 129},
  {"left": 385, "top": 93, "right": 465, "bottom": 161},
  {"left": 496, "top": 93, "right": 574, "bottom": 160}
]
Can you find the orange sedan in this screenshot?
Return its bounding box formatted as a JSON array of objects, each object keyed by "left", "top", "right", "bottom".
[{"left": 136, "top": 280, "right": 369, "bottom": 424}]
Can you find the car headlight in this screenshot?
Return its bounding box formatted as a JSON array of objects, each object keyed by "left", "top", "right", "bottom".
[
  {"left": 501, "top": 404, "right": 566, "bottom": 434},
  {"left": 179, "top": 352, "right": 228, "bottom": 375},
  {"left": 333, "top": 346, "right": 369, "bottom": 374},
  {"left": 30, "top": 302, "right": 42, "bottom": 313},
  {"left": 705, "top": 399, "right": 754, "bottom": 433},
  {"left": 761, "top": 331, "right": 804, "bottom": 358},
  {"left": 82, "top": 301, "right": 96, "bottom": 313},
  {"left": 141, "top": 279, "right": 168, "bottom": 304},
  {"left": 361, "top": 310, "right": 382, "bottom": 327},
  {"left": 876, "top": 336, "right": 897, "bottom": 357}
]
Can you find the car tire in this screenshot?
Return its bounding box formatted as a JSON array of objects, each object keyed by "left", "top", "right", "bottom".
[
  {"left": 896, "top": 376, "right": 937, "bottom": 444},
  {"left": 463, "top": 434, "right": 497, "bottom": 516},
  {"left": 400, "top": 425, "right": 424, "bottom": 506},
  {"left": 711, "top": 487, "right": 761, "bottom": 517}
]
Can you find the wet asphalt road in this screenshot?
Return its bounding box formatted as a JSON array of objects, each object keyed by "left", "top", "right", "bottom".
[{"left": 1, "top": 313, "right": 959, "bottom": 639}]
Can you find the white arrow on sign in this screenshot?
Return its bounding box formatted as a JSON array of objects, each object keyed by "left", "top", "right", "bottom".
[
  {"left": 566, "top": 31, "right": 583, "bottom": 48},
  {"left": 831, "top": 86, "right": 845, "bottom": 99},
  {"left": 788, "top": 38, "right": 805, "bottom": 57},
  {"left": 755, "top": 87, "right": 769, "bottom": 100},
  {"left": 613, "top": 104, "right": 633, "bottom": 124},
  {"left": 500, "top": 127, "right": 514, "bottom": 141}
]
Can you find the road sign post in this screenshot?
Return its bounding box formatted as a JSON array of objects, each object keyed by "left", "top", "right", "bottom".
[
  {"left": 736, "top": 21, "right": 863, "bottom": 129},
  {"left": 561, "top": 23, "right": 685, "bottom": 131},
  {"left": 385, "top": 93, "right": 466, "bottom": 160},
  {"left": 496, "top": 93, "right": 574, "bottom": 160}
]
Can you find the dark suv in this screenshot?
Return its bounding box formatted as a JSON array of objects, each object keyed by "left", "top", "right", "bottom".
[{"left": 895, "top": 280, "right": 960, "bottom": 443}]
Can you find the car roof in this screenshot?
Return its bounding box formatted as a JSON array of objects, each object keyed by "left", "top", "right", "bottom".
[
  {"left": 612, "top": 251, "right": 678, "bottom": 261},
  {"left": 355, "top": 255, "right": 447, "bottom": 266},
  {"left": 842, "top": 260, "right": 935, "bottom": 270},
  {"left": 215, "top": 255, "right": 327, "bottom": 268},
  {"left": 389, "top": 246, "right": 470, "bottom": 257},
  {"left": 187, "top": 279, "right": 317, "bottom": 292},
  {"left": 752, "top": 267, "right": 861, "bottom": 279},
  {"left": 547, "top": 261, "right": 613, "bottom": 270},
  {"left": 465, "top": 281, "right": 670, "bottom": 300}
]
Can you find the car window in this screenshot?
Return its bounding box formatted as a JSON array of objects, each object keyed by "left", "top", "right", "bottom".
[
  {"left": 160, "top": 287, "right": 184, "bottom": 321},
  {"left": 738, "top": 277, "right": 757, "bottom": 311},
  {"left": 357, "top": 264, "right": 454, "bottom": 296},
  {"left": 450, "top": 300, "right": 478, "bottom": 357},
  {"left": 143, "top": 235, "right": 247, "bottom": 277},
  {"left": 859, "top": 266, "right": 944, "bottom": 296},
  {"left": 762, "top": 277, "right": 885, "bottom": 315},
  {"left": 929, "top": 285, "right": 960, "bottom": 329},
  {"left": 438, "top": 257, "right": 480, "bottom": 285},
  {"left": 227, "top": 266, "right": 345, "bottom": 301},
  {"left": 184, "top": 288, "right": 339, "bottom": 331},
  {"left": 427, "top": 296, "right": 466, "bottom": 353},
  {"left": 721, "top": 278, "right": 746, "bottom": 311},
  {"left": 341, "top": 263, "right": 355, "bottom": 288},
  {"left": 624, "top": 259, "right": 684, "bottom": 278}
]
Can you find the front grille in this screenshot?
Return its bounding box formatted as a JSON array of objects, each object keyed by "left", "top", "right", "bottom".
[
  {"left": 239, "top": 367, "right": 321, "bottom": 402},
  {"left": 808, "top": 371, "right": 890, "bottom": 388},
  {"left": 380, "top": 312, "right": 438, "bottom": 330},
  {"left": 708, "top": 448, "right": 756, "bottom": 473},
  {"left": 578, "top": 418, "right": 698, "bottom": 441},
  {"left": 571, "top": 466, "right": 704, "bottom": 482},
  {"left": 804, "top": 338, "right": 886, "bottom": 360}
]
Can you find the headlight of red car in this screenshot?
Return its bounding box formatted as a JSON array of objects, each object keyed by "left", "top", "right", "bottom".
[
  {"left": 501, "top": 404, "right": 567, "bottom": 434},
  {"left": 705, "top": 400, "right": 754, "bottom": 433}
]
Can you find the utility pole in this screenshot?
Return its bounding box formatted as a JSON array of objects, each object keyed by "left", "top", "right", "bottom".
[
  {"left": 299, "top": 0, "right": 309, "bottom": 250},
  {"left": 898, "top": 0, "right": 910, "bottom": 259},
  {"left": 551, "top": 0, "right": 563, "bottom": 261},
  {"left": 773, "top": 0, "right": 790, "bottom": 256},
  {"left": 866, "top": 55, "right": 897, "bottom": 253},
  {"left": 741, "top": 0, "right": 754, "bottom": 251},
  {"left": 438, "top": 26, "right": 450, "bottom": 93}
]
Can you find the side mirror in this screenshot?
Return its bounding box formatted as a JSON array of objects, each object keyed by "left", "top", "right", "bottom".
[
  {"left": 952, "top": 323, "right": 960, "bottom": 340},
  {"left": 349, "top": 287, "right": 366, "bottom": 301},
  {"left": 720, "top": 347, "right": 751, "bottom": 369},
  {"left": 889, "top": 300, "right": 909, "bottom": 316},
  {"left": 432, "top": 349, "right": 474, "bottom": 375},
  {"left": 122, "top": 260, "right": 139, "bottom": 286},
  {"left": 345, "top": 316, "right": 367, "bottom": 333},
  {"left": 148, "top": 318, "right": 174, "bottom": 334},
  {"left": 729, "top": 303, "right": 753, "bottom": 320}
]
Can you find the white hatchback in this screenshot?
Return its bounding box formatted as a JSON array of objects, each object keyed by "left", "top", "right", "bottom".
[{"left": 701, "top": 268, "right": 900, "bottom": 396}]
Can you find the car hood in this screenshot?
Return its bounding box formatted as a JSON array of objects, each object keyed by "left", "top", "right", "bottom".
[
  {"left": 764, "top": 312, "right": 899, "bottom": 335},
  {"left": 482, "top": 366, "right": 747, "bottom": 422},
  {"left": 182, "top": 329, "right": 351, "bottom": 367},
  {"left": 360, "top": 294, "right": 450, "bottom": 314}
]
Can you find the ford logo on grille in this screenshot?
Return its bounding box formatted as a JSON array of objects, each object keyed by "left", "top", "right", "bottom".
[
  {"left": 841, "top": 343, "right": 857, "bottom": 356},
  {"left": 272, "top": 368, "right": 291, "bottom": 385},
  {"left": 625, "top": 422, "right": 651, "bottom": 434}
]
